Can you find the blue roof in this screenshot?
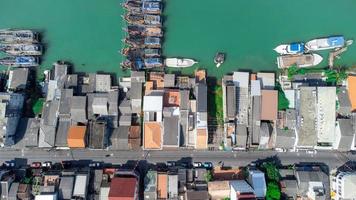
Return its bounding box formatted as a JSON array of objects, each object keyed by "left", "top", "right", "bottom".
[
  {"left": 16, "top": 56, "right": 35, "bottom": 63},
  {"left": 290, "top": 43, "right": 304, "bottom": 53},
  {"left": 327, "top": 36, "right": 344, "bottom": 47}
]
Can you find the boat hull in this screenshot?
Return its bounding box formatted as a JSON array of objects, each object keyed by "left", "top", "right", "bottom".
[
  {"left": 305, "top": 37, "right": 345, "bottom": 51},
  {"left": 165, "top": 58, "right": 197, "bottom": 68},
  {"left": 277, "top": 53, "right": 323, "bottom": 69}
]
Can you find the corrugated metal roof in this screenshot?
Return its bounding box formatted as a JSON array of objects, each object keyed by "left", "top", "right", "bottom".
[
  {"left": 226, "top": 85, "right": 236, "bottom": 118},
  {"left": 163, "top": 116, "right": 180, "bottom": 147},
  {"left": 196, "top": 83, "right": 207, "bottom": 112},
  {"left": 109, "top": 177, "right": 137, "bottom": 198},
  {"left": 233, "top": 72, "right": 249, "bottom": 88},
  {"left": 59, "top": 176, "right": 74, "bottom": 200},
  {"left": 251, "top": 80, "right": 261, "bottom": 96},
  {"left": 73, "top": 174, "right": 88, "bottom": 197},
  {"left": 143, "top": 95, "right": 163, "bottom": 112}
]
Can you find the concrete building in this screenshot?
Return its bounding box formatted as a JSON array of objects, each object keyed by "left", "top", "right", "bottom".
[
  {"left": 247, "top": 170, "right": 266, "bottom": 198},
  {"left": 208, "top": 181, "right": 230, "bottom": 200},
  {"left": 7, "top": 68, "right": 29, "bottom": 91},
  {"left": 334, "top": 119, "right": 355, "bottom": 152},
  {"left": 0, "top": 93, "right": 25, "bottom": 147},
  {"left": 168, "top": 174, "right": 178, "bottom": 199},
  {"left": 257, "top": 72, "right": 275, "bottom": 89},
  {"left": 232, "top": 72, "right": 249, "bottom": 125},
  {"left": 144, "top": 171, "right": 157, "bottom": 200},
  {"left": 331, "top": 172, "right": 356, "bottom": 200},
  {"left": 230, "top": 180, "right": 256, "bottom": 200},
  {"left": 73, "top": 174, "right": 88, "bottom": 199},
  {"left": 337, "top": 87, "right": 352, "bottom": 116}
]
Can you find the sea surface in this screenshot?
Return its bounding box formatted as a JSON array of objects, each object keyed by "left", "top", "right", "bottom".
[{"left": 1, "top": 0, "right": 356, "bottom": 78}]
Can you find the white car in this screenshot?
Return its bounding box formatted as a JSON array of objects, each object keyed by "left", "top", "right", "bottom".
[
  {"left": 42, "top": 161, "right": 52, "bottom": 168},
  {"left": 193, "top": 162, "right": 202, "bottom": 168}
]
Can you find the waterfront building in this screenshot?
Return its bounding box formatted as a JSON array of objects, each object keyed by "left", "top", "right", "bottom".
[
  {"left": 347, "top": 75, "right": 356, "bottom": 112},
  {"left": 7, "top": 68, "right": 29, "bottom": 92}
]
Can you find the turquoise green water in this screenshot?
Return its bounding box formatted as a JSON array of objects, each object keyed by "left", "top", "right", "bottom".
[
  {"left": 164, "top": 0, "right": 356, "bottom": 77},
  {"left": 1, "top": 0, "right": 356, "bottom": 78},
  {"left": 0, "top": 0, "right": 128, "bottom": 77}
]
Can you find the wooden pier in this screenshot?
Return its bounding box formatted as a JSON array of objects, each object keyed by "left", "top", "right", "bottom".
[{"left": 329, "top": 47, "right": 348, "bottom": 69}]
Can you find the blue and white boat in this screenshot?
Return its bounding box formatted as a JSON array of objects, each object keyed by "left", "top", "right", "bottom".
[
  {"left": 144, "top": 37, "right": 161, "bottom": 48},
  {"left": 0, "top": 56, "right": 39, "bottom": 67},
  {"left": 144, "top": 58, "right": 163, "bottom": 68},
  {"left": 305, "top": 36, "right": 345, "bottom": 51},
  {"left": 274, "top": 43, "right": 304, "bottom": 55},
  {"left": 142, "top": 2, "right": 161, "bottom": 14}
]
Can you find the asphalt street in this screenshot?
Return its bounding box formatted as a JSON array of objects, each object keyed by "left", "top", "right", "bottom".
[{"left": 1, "top": 149, "right": 356, "bottom": 170}]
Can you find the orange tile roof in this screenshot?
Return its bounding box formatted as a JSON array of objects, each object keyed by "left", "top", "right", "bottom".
[
  {"left": 144, "top": 122, "right": 162, "bottom": 149},
  {"left": 145, "top": 81, "right": 154, "bottom": 95},
  {"left": 157, "top": 174, "right": 167, "bottom": 199},
  {"left": 67, "top": 125, "right": 86, "bottom": 148},
  {"left": 261, "top": 90, "right": 278, "bottom": 121},
  {"left": 196, "top": 128, "right": 207, "bottom": 149},
  {"left": 212, "top": 168, "right": 243, "bottom": 181},
  {"left": 348, "top": 75, "right": 356, "bottom": 111},
  {"left": 149, "top": 72, "right": 164, "bottom": 89},
  {"left": 164, "top": 89, "right": 180, "bottom": 107}
]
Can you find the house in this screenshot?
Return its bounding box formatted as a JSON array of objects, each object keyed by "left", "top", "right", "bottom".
[
  {"left": 259, "top": 122, "right": 272, "bottom": 149},
  {"left": 70, "top": 96, "right": 87, "bottom": 124},
  {"left": 232, "top": 72, "right": 250, "bottom": 125},
  {"left": 257, "top": 72, "right": 275, "bottom": 89},
  {"left": 39, "top": 99, "right": 60, "bottom": 147},
  {"left": 279, "top": 169, "right": 298, "bottom": 200},
  {"left": 88, "top": 120, "right": 107, "bottom": 149},
  {"left": 337, "top": 87, "right": 352, "bottom": 116},
  {"left": 128, "top": 126, "right": 141, "bottom": 150},
  {"left": 143, "top": 95, "right": 163, "bottom": 122},
  {"left": 163, "top": 116, "right": 180, "bottom": 148},
  {"left": 7, "top": 68, "right": 29, "bottom": 91},
  {"left": 185, "top": 190, "right": 209, "bottom": 200},
  {"left": 208, "top": 181, "right": 230, "bottom": 200},
  {"left": 95, "top": 74, "right": 111, "bottom": 92},
  {"left": 247, "top": 170, "right": 266, "bottom": 198},
  {"left": 157, "top": 173, "right": 168, "bottom": 199},
  {"left": 260, "top": 90, "right": 278, "bottom": 121},
  {"left": 295, "top": 167, "right": 329, "bottom": 199},
  {"left": 235, "top": 124, "right": 247, "bottom": 150},
  {"left": 331, "top": 171, "right": 356, "bottom": 200},
  {"left": 334, "top": 119, "right": 354, "bottom": 151},
  {"left": 347, "top": 75, "right": 356, "bottom": 112},
  {"left": 251, "top": 95, "right": 261, "bottom": 146},
  {"left": 58, "top": 176, "right": 74, "bottom": 200},
  {"left": 110, "top": 126, "right": 130, "bottom": 150},
  {"left": 164, "top": 74, "right": 175, "bottom": 88},
  {"left": 108, "top": 177, "right": 139, "bottom": 200},
  {"left": 275, "top": 128, "right": 296, "bottom": 151},
  {"left": 73, "top": 174, "right": 88, "bottom": 199},
  {"left": 144, "top": 171, "right": 157, "bottom": 200},
  {"left": 168, "top": 174, "right": 178, "bottom": 199},
  {"left": 55, "top": 118, "right": 71, "bottom": 148},
  {"left": 67, "top": 125, "right": 87, "bottom": 148},
  {"left": 0, "top": 93, "right": 25, "bottom": 147},
  {"left": 230, "top": 180, "right": 256, "bottom": 200},
  {"left": 17, "top": 118, "right": 40, "bottom": 148},
  {"left": 143, "top": 122, "right": 162, "bottom": 150}
]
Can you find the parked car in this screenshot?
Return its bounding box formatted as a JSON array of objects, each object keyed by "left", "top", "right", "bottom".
[
  {"left": 203, "top": 162, "right": 213, "bottom": 169},
  {"left": 167, "top": 161, "right": 176, "bottom": 167},
  {"left": 42, "top": 161, "right": 52, "bottom": 168},
  {"left": 3, "top": 160, "right": 15, "bottom": 168},
  {"left": 89, "top": 162, "right": 102, "bottom": 168},
  {"left": 179, "top": 162, "right": 191, "bottom": 168},
  {"left": 61, "top": 161, "right": 72, "bottom": 168},
  {"left": 193, "top": 162, "right": 202, "bottom": 168},
  {"left": 31, "top": 162, "right": 41, "bottom": 168}
]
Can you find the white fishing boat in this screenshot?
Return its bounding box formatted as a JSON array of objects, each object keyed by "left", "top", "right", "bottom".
[
  {"left": 277, "top": 53, "right": 323, "bottom": 69},
  {"left": 165, "top": 58, "right": 198, "bottom": 68},
  {"left": 305, "top": 36, "right": 345, "bottom": 51},
  {"left": 274, "top": 43, "right": 304, "bottom": 55}
]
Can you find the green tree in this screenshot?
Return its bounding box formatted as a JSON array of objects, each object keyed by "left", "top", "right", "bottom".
[
  {"left": 262, "top": 162, "right": 280, "bottom": 182},
  {"left": 204, "top": 170, "right": 213, "bottom": 182},
  {"left": 266, "top": 182, "right": 281, "bottom": 200},
  {"left": 275, "top": 82, "right": 289, "bottom": 110}
]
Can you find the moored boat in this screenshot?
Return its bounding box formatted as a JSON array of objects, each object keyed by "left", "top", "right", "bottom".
[
  {"left": 144, "top": 48, "right": 160, "bottom": 57},
  {"left": 305, "top": 36, "right": 345, "bottom": 51},
  {"left": 0, "top": 56, "right": 39, "bottom": 67},
  {"left": 0, "top": 44, "right": 42, "bottom": 56},
  {"left": 144, "top": 37, "right": 161, "bottom": 48},
  {"left": 0, "top": 29, "right": 38, "bottom": 44},
  {"left": 123, "top": 14, "right": 144, "bottom": 25},
  {"left": 142, "top": 2, "right": 161, "bottom": 14},
  {"left": 214, "top": 52, "right": 225, "bottom": 68},
  {"left": 165, "top": 58, "right": 198, "bottom": 68},
  {"left": 124, "top": 36, "right": 144, "bottom": 48},
  {"left": 144, "top": 27, "right": 163, "bottom": 37},
  {"left": 277, "top": 53, "right": 323, "bottom": 69},
  {"left": 144, "top": 58, "right": 163, "bottom": 68},
  {"left": 274, "top": 43, "right": 304, "bottom": 55},
  {"left": 144, "top": 14, "right": 161, "bottom": 26}
]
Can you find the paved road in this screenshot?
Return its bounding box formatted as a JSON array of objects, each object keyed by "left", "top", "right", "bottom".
[{"left": 1, "top": 149, "right": 355, "bottom": 170}]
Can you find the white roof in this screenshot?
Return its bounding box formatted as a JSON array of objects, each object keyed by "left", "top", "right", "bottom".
[
  {"left": 35, "top": 194, "right": 58, "bottom": 200},
  {"left": 233, "top": 72, "right": 249, "bottom": 88},
  {"left": 257, "top": 72, "right": 275, "bottom": 88},
  {"left": 284, "top": 89, "right": 295, "bottom": 109},
  {"left": 143, "top": 95, "right": 163, "bottom": 112},
  {"left": 73, "top": 175, "right": 88, "bottom": 196},
  {"left": 251, "top": 80, "right": 261, "bottom": 96}
]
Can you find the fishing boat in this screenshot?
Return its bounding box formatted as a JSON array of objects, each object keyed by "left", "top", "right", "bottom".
[
  {"left": 144, "top": 15, "right": 161, "bottom": 26},
  {"left": 144, "top": 37, "right": 161, "bottom": 48},
  {"left": 0, "top": 56, "right": 39, "bottom": 67},
  {"left": 165, "top": 58, "right": 198, "bottom": 68},
  {"left": 124, "top": 37, "right": 144, "bottom": 48},
  {"left": 122, "top": 1, "right": 141, "bottom": 13},
  {"left": 0, "top": 44, "right": 42, "bottom": 56},
  {"left": 142, "top": 2, "right": 161, "bottom": 14},
  {"left": 214, "top": 52, "right": 225, "bottom": 68},
  {"left": 144, "top": 48, "right": 160, "bottom": 57},
  {"left": 144, "top": 58, "right": 163, "bottom": 68},
  {"left": 276, "top": 53, "right": 323, "bottom": 69},
  {"left": 123, "top": 14, "right": 144, "bottom": 25},
  {"left": 144, "top": 27, "right": 163, "bottom": 37},
  {"left": 0, "top": 29, "right": 38, "bottom": 44},
  {"left": 305, "top": 36, "right": 345, "bottom": 51},
  {"left": 274, "top": 43, "right": 304, "bottom": 55},
  {"left": 143, "top": 0, "right": 162, "bottom": 2}
]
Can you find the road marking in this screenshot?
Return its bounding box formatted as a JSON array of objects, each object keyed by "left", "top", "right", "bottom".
[
  {"left": 234, "top": 153, "right": 237, "bottom": 158},
  {"left": 21, "top": 149, "right": 24, "bottom": 157}
]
